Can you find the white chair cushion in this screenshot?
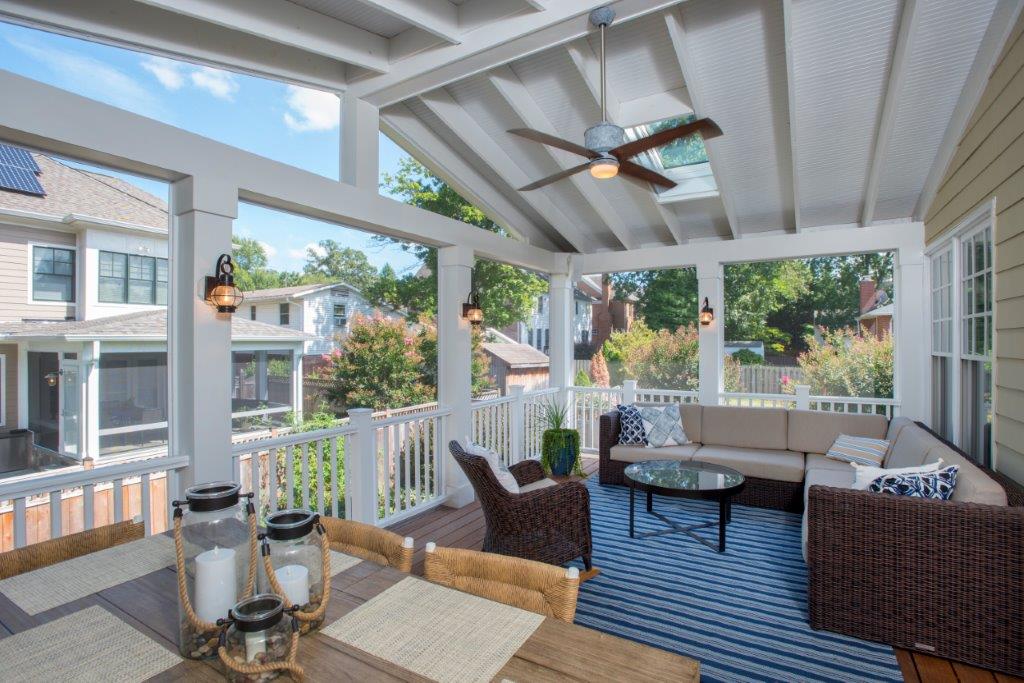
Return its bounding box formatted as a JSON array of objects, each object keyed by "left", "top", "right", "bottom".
[{"left": 461, "top": 437, "right": 519, "bottom": 494}]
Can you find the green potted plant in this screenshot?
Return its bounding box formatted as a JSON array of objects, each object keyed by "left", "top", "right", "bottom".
[{"left": 539, "top": 400, "right": 582, "bottom": 476}]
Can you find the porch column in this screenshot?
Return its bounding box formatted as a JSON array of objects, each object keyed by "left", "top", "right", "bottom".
[
  {"left": 895, "top": 247, "right": 927, "bottom": 421},
  {"left": 437, "top": 245, "right": 474, "bottom": 507},
  {"left": 291, "top": 348, "right": 303, "bottom": 422},
  {"left": 548, "top": 273, "right": 574, "bottom": 393},
  {"left": 169, "top": 176, "right": 237, "bottom": 486},
  {"left": 83, "top": 341, "right": 100, "bottom": 461},
  {"left": 697, "top": 262, "right": 724, "bottom": 406},
  {"left": 340, "top": 95, "right": 379, "bottom": 191}
]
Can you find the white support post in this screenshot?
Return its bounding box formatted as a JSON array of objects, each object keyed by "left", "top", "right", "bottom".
[
  {"left": 437, "top": 246, "right": 474, "bottom": 507},
  {"left": 548, "top": 272, "right": 575, "bottom": 397},
  {"left": 623, "top": 379, "right": 637, "bottom": 405},
  {"left": 83, "top": 341, "right": 100, "bottom": 462},
  {"left": 340, "top": 94, "right": 379, "bottom": 191},
  {"left": 508, "top": 384, "right": 524, "bottom": 464},
  {"left": 795, "top": 384, "right": 811, "bottom": 411},
  {"left": 895, "top": 248, "right": 928, "bottom": 422},
  {"left": 169, "top": 176, "right": 237, "bottom": 486},
  {"left": 346, "top": 408, "right": 377, "bottom": 524},
  {"left": 697, "top": 262, "right": 724, "bottom": 406},
  {"left": 290, "top": 348, "right": 303, "bottom": 423}
]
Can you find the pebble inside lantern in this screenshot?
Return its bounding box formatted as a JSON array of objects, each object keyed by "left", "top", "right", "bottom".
[
  {"left": 218, "top": 594, "right": 304, "bottom": 682},
  {"left": 173, "top": 482, "right": 258, "bottom": 659},
  {"left": 259, "top": 509, "right": 331, "bottom": 634}
]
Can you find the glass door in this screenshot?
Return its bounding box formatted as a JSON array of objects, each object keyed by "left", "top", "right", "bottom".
[{"left": 59, "top": 354, "right": 81, "bottom": 458}]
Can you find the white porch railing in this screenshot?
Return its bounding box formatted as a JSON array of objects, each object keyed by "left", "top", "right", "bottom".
[
  {"left": 470, "top": 387, "right": 560, "bottom": 465},
  {"left": 373, "top": 407, "right": 450, "bottom": 526},
  {"left": 568, "top": 386, "right": 623, "bottom": 452},
  {"left": 721, "top": 384, "right": 899, "bottom": 418},
  {"left": 0, "top": 455, "right": 189, "bottom": 550}
]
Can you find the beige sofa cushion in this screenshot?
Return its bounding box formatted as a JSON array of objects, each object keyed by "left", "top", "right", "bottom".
[
  {"left": 635, "top": 403, "right": 701, "bottom": 443},
  {"left": 804, "top": 453, "right": 856, "bottom": 473},
  {"left": 693, "top": 445, "right": 804, "bottom": 483},
  {"left": 885, "top": 416, "right": 915, "bottom": 444},
  {"left": 519, "top": 478, "right": 558, "bottom": 493},
  {"left": 787, "top": 410, "right": 888, "bottom": 455},
  {"left": 610, "top": 444, "right": 699, "bottom": 463},
  {"left": 924, "top": 446, "right": 1007, "bottom": 506},
  {"left": 883, "top": 422, "right": 943, "bottom": 468},
  {"left": 701, "top": 406, "right": 788, "bottom": 450}
]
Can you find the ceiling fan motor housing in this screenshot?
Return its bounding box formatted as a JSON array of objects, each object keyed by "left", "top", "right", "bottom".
[{"left": 585, "top": 121, "right": 625, "bottom": 154}]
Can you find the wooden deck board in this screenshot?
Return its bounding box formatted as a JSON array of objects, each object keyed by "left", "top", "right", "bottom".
[{"left": 389, "top": 456, "right": 1022, "bottom": 683}]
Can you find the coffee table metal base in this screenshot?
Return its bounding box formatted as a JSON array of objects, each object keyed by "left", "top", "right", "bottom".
[{"left": 629, "top": 485, "right": 732, "bottom": 552}]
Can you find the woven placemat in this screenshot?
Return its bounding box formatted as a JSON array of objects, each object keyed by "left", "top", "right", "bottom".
[
  {"left": 0, "top": 605, "right": 181, "bottom": 682},
  {"left": 330, "top": 550, "right": 360, "bottom": 576},
  {"left": 322, "top": 576, "right": 544, "bottom": 683},
  {"left": 0, "top": 535, "right": 175, "bottom": 615}
]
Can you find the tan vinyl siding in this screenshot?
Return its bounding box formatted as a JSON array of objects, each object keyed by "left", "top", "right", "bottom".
[
  {"left": 0, "top": 344, "right": 16, "bottom": 428},
  {"left": 925, "top": 13, "right": 1024, "bottom": 483},
  {"left": 0, "top": 224, "right": 76, "bottom": 321}
]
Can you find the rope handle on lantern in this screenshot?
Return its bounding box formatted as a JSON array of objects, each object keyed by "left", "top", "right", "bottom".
[
  {"left": 172, "top": 493, "right": 259, "bottom": 634},
  {"left": 259, "top": 517, "right": 332, "bottom": 623},
  {"left": 217, "top": 610, "right": 306, "bottom": 681}
]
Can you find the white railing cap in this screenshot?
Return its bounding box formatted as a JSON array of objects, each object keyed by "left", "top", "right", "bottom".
[
  {"left": 0, "top": 455, "right": 190, "bottom": 500},
  {"left": 425, "top": 542, "right": 437, "bottom": 553},
  {"left": 403, "top": 536, "right": 414, "bottom": 549}
]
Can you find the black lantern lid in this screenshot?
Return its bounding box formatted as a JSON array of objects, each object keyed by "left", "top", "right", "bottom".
[
  {"left": 230, "top": 594, "right": 284, "bottom": 633},
  {"left": 184, "top": 481, "right": 241, "bottom": 513},
  {"left": 264, "top": 509, "right": 317, "bottom": 541}
]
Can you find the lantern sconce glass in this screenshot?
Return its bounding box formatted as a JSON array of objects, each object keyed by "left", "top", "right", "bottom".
[
  {"left": 699, "top": 297, "right": 714, "bottom": 326},
  {"left": 462, "top": 290, "right": 483, "bottom": 326},
  {"left": 204, "top": 253, "right": 244, "bottom": 313},
  {"left": 44, "top": 371, "right": 60, "bottom": 387}
]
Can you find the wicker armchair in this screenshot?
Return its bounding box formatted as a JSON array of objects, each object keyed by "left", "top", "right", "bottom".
[
  {"left": 0, "top": 519, "right": 144, "bottom": 579},
  {"left": 449, "top": 441, "right": 592, "bottom": 570},
  {"left": 320, "top": 517, "right": 414, "bottom": 573},
  {"left": 424, "top": 543, "right": 580, "bottom": 622}
]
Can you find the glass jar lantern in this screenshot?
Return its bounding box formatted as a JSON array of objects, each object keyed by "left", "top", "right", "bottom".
[
  {"left": 219, "top": 594, "right": 303, "bottom": 682},
  {"left": 173, "top": 481, "right": 257, "bottom": 659},
  {"left": 259, "top": 509, "right": 329, "bottom": 634}
]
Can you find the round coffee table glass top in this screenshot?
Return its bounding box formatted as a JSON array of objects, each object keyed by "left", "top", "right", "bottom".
[{"left": 624, "top": 460, "right": 745, "bottom": 492}]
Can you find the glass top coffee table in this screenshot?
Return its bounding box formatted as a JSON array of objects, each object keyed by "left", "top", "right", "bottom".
[{"left": 624, "top": 460, "right": 746, "bottom": 552}]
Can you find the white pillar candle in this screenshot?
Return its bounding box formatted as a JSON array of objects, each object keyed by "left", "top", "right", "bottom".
[
  {"left": 244, "top": 630, "right": 267, "bottom": 662},
  {"left": 275, "top": 564, "right": 310, "bottom": 607},
  {"left": 194, "top": 546, "right": 237, "bottom": 623}
]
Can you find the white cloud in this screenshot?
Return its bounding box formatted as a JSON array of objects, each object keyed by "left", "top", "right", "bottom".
[
  {"left": 190, "top": 66, "right": 239, "bottom": 100},
  {"left": 140, "top": 56, "right": 184, "bottom": 90},
  {"left": 288, "top": 242, "right": 325, "bottom": 260},
  {"left": 283, "top": 85, "right": 340, "bottom": 133},
  {"left": 258, "top": 241, "right": 278, "bottom": 258}
]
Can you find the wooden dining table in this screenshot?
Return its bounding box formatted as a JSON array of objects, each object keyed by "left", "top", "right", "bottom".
[{"left": 0, "top": 542, "right": 699, "bottom": 682}]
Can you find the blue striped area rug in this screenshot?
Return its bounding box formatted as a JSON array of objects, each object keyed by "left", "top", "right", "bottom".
[{"left": 569, "top": 478, "right": 902, "bottom": 683}]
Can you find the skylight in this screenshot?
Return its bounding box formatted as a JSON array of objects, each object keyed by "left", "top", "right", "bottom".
[{"left": 624, "top": 114, "right": 717, "bottom": 202}]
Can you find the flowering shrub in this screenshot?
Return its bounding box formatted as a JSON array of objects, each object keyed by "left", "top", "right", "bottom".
[
  {"left": 589, "top": 349, "right": 611, "bottom": 387},
  {"left": 612, "top": 324, "right": 739, "bottom": 392},
  {"left": 789, "top": 328, "right": 893, "bottom": 398}
]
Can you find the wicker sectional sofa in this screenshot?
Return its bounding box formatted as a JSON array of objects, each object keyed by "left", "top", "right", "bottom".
[{"left": 598, "top": 404, "right": 1023, "bottom": 677}]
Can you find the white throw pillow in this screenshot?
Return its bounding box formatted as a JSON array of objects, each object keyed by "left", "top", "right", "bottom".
[
  {"left": 850, "top": 459, "right": 943, "bottom": 490},
  {"left": 461, "top": 437, "right": 519, "bottom": 494},
  {"left": 639, "top": 405, "right": 688, "bottom": 448}
]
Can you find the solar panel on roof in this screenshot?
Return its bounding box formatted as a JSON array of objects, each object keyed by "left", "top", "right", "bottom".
[{"left": 0, "top": 144, "right": 40, "bottom": 173}]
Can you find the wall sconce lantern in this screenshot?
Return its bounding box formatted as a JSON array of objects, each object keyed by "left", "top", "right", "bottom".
[
  {"left": 699, "top": 297, "right": 714, "bottom": 326},
  {"left": 44, "top": 371, "right": 60, "bottom": 387},
  {"left": 462, "top": 290, "right": 484, "bottom": 326},
  {"left": 205, "top": 254, "right": 244, "bottom": 313}
]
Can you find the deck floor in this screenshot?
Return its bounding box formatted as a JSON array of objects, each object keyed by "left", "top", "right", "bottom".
[{"left": 387, "top": 456, "right": 1020, "bottom": 683}]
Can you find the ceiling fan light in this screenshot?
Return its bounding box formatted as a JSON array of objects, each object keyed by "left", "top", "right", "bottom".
[{"left": 589, "top": 158, "right": 619, "bottom": 180}]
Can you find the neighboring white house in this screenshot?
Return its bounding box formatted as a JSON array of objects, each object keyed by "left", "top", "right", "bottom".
[
  {"left": 503, "top": 274, "right": 599, "bottom": 354},
  {"left": 0, "top": 145, "right": 309, "bottom": 471},
  {"left": 243, "top": 282, "right": 404, "bottom": 359}
]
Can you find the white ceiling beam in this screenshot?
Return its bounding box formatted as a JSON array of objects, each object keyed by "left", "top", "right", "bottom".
[
  {"left": 132, "top": 0, "right": 389, "bottom": 73},
  {"left": 380, "top": 104, "right": 562, "bottom": 250},
  {"left": 914, "top": 0, "right": 1024, "bottom": 221},
  {"left": 0, "top": 0, "right": 350, "bottom": 90},
  {"left": 861, "top": 0, "right": 918, "bottom": 227},
  {"left": 353, "top": 0, "right": 461, "bottom": 44},
  {"left": 781, "top": 0, "right": 803, "bottom": 232},
  {"left": 655, "top": 203, "right": 689, "bottom": 244},
  {"left": 487, "top": 65, "right": 636, "bottom": 250},
  {"left": 617, "top": 88, "right": 692, "bottom": 128},
  {"left": 417, "top": 88, "right": 593, "bottom": 253},
  {"left": 348, "top": 0, "right": 689, "bottom": 106},
  {"left": 664, "top": 8, "right": 741, "bottom": 239}
]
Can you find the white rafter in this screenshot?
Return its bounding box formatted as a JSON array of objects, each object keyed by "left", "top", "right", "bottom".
[
  {"left": 487, "top": 65, "right": 636, "bottom": 250},
  {"left": 861, "top": 0, "right": 918, "bottom": 227},
  {"left": 348, "top": 0, "right": 689, "bottom": 106},
  {"left": 663, "top": 7, "right": 741, "bottom": 240},
  {"left": 380, "top": 104, "right": 562, "bottom": 250},
  {"left": 353, "top": 0, "right": 461, "bottom": 44},
  {"left": 417, "top": 88, "right": 592, "bottom": 253},
  {"left": 781, "top": 0, "right": 803, "bottom": 232}
]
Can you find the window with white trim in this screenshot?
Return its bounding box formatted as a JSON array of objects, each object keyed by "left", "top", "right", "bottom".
[
  {"left": 98, "top": 251, "right": 168, "bottom": 305},
  {"left": 32, "top": 245, "right": 75, "bottom": 302}
]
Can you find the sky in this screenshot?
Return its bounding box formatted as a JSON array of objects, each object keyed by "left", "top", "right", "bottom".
[{"left": 0, "top": 21, "right": 420, "bottom": 275}]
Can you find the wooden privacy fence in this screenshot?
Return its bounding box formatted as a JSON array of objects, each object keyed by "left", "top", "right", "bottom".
[{"left": 737, "top": 365, "right": 805, "bottom": 394}]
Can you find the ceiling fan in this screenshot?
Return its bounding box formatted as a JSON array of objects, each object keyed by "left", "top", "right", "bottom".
[{"left": 508, "top": 6, "right": 722, "bottom": 191}]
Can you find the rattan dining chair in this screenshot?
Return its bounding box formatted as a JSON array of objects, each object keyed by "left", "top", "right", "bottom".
[
  {"left": 320, "top": 516, "right": 414, "bottom": 572},
  {"left": 0, "top": 519, "right": 144, "bottom": 580},
  {"left": 424, "top": 543, "right": 580, "bottom": 623}
]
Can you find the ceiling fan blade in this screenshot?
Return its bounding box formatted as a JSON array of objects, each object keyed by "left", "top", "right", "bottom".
[
  {"left": 610, "top": 117, "right": 723, "bottom": 160},
  {"left": 618, "top": 160, "right": 677, "bottom": 189},
  {"left": 507, "top": 128, "right": 598, "bottom": 159},
  {"left": 518, "top": 162, "right": 592, "bottom": 191}
]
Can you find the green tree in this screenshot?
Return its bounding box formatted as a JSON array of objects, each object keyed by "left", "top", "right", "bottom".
[
  {"left": 378, "top": 158, "right": 547, "bottom": 327},
  {"left": 723, "top": 260, "right": 810, "bottom": 350},
  {"left": 303, "top": 240, "right": 379, "bottom": 292},
  {"left": 415, "top": 321, "right": 493, "bottom": 397},
  {"left": 231, "top": 236, "right": 285, "bottom": 291},
  {"left": 791, "top": 328, "right": 894, "bottom": 399},
  {"left": 602, "top": 320, "right": 656, "bottom": 385},
  {"left": 364, "top": 263, "right": 402, "bottom": 310}
]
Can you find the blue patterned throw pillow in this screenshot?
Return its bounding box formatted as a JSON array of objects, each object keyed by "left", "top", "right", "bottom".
[
  {"left": 639, "top": 404, "right": 688, "bottom": 448},
  {"left": 869, "top": 465, "right": 959, "bottom": 500},
  {"left": 617, "top": 404, "right": 647, "bottom": 445}
]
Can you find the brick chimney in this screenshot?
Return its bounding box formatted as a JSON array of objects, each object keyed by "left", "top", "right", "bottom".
[{"left": 859, "top": 277, "right": 877, "bottom": 314}]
